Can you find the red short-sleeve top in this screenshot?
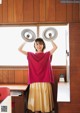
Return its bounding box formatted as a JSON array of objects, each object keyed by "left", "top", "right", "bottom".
[{"left": 27, "top": 51, "right": 54, "bottom": 84}]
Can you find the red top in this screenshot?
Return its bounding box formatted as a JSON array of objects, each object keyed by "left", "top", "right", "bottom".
[{"left": 27, "top": 51, "right": 54, "bottom": 84}]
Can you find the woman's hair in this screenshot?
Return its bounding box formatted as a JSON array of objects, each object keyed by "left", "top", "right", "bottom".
[{"left": 34, "top": 38, "right": 46, "bottom": 51}]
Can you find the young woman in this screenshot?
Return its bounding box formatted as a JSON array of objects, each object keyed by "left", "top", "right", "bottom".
[{"left": 18, "top": 37, "right": 57, "bottom": 113}]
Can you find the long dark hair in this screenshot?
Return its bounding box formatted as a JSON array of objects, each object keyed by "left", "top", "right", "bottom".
[{"left": 34, "top": 38, "right": 46, "bottom": 52}]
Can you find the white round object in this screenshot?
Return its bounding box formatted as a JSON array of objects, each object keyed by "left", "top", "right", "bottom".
[
  {"left": 21, "top": 29, "right": 36, "bottom": 42},
  {"left": 43, "top": 27, "right": 58, "bottom": 41}
]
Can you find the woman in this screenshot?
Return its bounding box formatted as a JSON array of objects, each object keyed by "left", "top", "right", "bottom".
[{"left": 18, "top": 37, "right": 57, "bottom": 113}]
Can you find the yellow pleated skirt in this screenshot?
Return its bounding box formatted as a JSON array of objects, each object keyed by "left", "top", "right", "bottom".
[{"left": 27, "top": 82, "right": 54, "bottom": 112}]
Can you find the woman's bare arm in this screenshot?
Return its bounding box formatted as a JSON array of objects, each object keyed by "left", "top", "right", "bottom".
[
  {"left": 18, "top": 42, "right": 27, "bottom": 55},
  {"left": 49, "top": 35, "right": 57, "bottom": 55}
]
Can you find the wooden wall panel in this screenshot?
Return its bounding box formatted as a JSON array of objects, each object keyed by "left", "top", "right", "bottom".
[
  {"left": 46, "top": 0, "right": 55, "bottom": 22},
  {"left": 0, "top": 0, "right": 80, "bottom": 23},
  {"left": 33, "top": 0, "right": 40, "bottom": 22},
  {"left": 58, "top": 103, "right": 80, "bottom": 113},
  {"left": 23, "top": 70, "right": 28, "bottom": 84},
  {"left": 2, "top": 0, "right": 8, "bottom": 23},
  {"left": 0, "top": 3, "right": 3, "bottom": 22},
  {"left": 0, "top": 70, "right": 3, "bottom": 83},
  {"left": 72, "top": 4, "right": 79, "bottom": 22},
  {"left": 71, "top": 91, "right": 80, "bottom": 103},
  {"left": 2, "top": 70, "right": 9, "bottom": 83},
  {"left": 15, "top": 70, "right": 24, "bottom": 84},
  {"left": 70, "top": 23, "right": 80, "bottom": 68},
  {"left": 55, "top": 0, "right": 67, "bottom": 22},
  {"left": 23, "top": 0, "right": 34, "bottom": 22},
  {"left": 40, "top": 0, "right": 46, "bottom": 22},
  {"left": 8, "top": 70, "right": 15, "bottom": 84},
  {"left": 79, "top": 4, "right": 80, "bottom": 21},
  {"left": 14, "top": 95, "right": 24, "bottom": 113},
  {"left": 12, "top": 97, "right": 15, "bottom": 113},
  {"left": 67, "top": 4, "right": 73, "bottom": 22},
  {"left": 70, "top": 24, "right": 80, "bottom": 113},
  {"left": 7, "top": 0, "right": 14, "bottom": 23},
  {"left": 70, "top": 69, "right": 80, "bottom": 88},
  {"left": 14, "top": 0, "right": 23, "bottom": 22}
]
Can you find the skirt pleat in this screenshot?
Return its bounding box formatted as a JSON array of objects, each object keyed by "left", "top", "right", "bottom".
[{"left": 27, "top": 82, "right": 54, "bottom": 112}]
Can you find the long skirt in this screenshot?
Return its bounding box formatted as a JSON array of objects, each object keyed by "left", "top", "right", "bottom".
[{"left": 27, "top": 82, "right": 54, "bottom": 112}]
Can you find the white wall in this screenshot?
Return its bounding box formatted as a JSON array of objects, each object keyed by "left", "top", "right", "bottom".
[{"left": 0, "top": 25, "right": 69, "bottom": 66}]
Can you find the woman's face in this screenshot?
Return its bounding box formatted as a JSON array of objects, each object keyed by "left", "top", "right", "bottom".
[{"left": 34, "top": 42, "right": 44, "bottom": 52}]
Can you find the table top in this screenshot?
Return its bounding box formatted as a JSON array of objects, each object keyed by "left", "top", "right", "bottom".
[{"left": 0, "top": 84, "right": 28, "bottom": 90}]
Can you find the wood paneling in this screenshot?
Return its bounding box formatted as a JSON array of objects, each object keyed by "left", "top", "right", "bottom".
[
  {"left": 2, "top": 70, "right": 9, "bottom": 83},
  {"left": 45, "top": 0, "right": 55, "bottom": 22},
  {"left": 2, "top": 0, "right": 8, "bottom": 23},
  {"left": 8, "top": 70, "right": 15, "bottom": 84},
  {"left": 39, "top": 0, "right": 46, "bottom": 22},
  {"left": 7, "top": 0, "right": 14, "bottom": 23},
  {"left": 70, "top": 23, "right": 80, "bottom": 113},
  {"left": 14, "top": 0, "right": 23, "bottom": 22},
  {"left": 55, "top": 0, "right": 67, "bottom": 22},
  {"left": 72, "top": 4, "right": 79, "bottom": 22},
  {"left": 23, "top": 70, "right": 28, "bottom": 84},
  {"left": 14, "top": 94, "right": 24, "bottom": 113},
  {"left": 79, "top": 4, "right": 80, "bottom": 21},
  {"left": 15, "top": 70, "right": 24, "bottom": 84},
  {"left": 0, "top": 0, "right": 80, "bottom": 23},
  {"left": 71, "top": 91, "right": 80, "bottom": 103},
  {"left": 70, "top": 23, "right": 80, "bottom": 68},
  {"left": 0, "top": 3, "right": 3, "bottom": 22},
  {"left": 33, "top": 0, "right": 40, "bottom": 22},
  {"left": 0, "top": 70, "right": 3, "bottom": 83},
  {"left": 23, "top": 0, "right": 34, "bottom": 22},
  {"left": 67, "top": 4, "right": 73, "bottom": 22},
  {"left": 58, "top": 103, "right": 80, "bottom": 113}
]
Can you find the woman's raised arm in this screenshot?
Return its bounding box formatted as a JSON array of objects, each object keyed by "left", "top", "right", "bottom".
[
  {"left": 49, "top": 35, "right": 57, "bottom": 55},
  {"left": 18, "top": 42, "right": 27, "bottom": 55}
]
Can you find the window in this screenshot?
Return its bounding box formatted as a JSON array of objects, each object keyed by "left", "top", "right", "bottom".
[{"left": 0, "top": 24, "right": 69, "bottom": 66}]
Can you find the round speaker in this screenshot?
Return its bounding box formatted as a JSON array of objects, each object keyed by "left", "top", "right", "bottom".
[
  {"left": 21, "top": 29, "right": 36, "bottom": 42},
  {"left": 43, "top": 27, "right": 58, "bottom": 41}
]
